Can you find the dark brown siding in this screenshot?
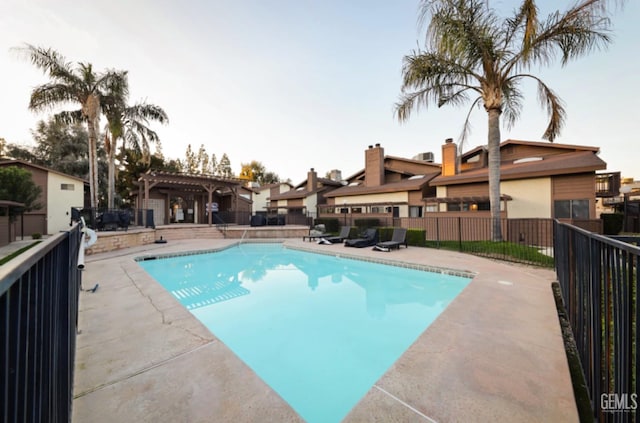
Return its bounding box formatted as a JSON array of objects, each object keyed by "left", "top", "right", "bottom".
[
  {"left": 501, "top": 144, "right": 580, "bottom": 163},
  {"left": 0, "top": 215, "right": 10, "bottom": 246},
  {"left": 552, "top": 174, "right": 595, "bottom": 199},
  {"left": 385, "top": 173, "right": 402, "bottom": 183},
  {"left": 408, "top": 190, "right": 424, "bottom": 205},
  {"left": 552, "top": 173, "right": 596, "bottom": 218},
  {"left": 20, "top": 214, "right": 47, "bottom": 237},
  {"left": 385, "top": 158, "right": 439, "bottom": 176},
  {"left": 236, "top": 199, "right": 251, "bottom": 213},
  {"left": 460, "top": 151, "right": 488, "bottom": 172},
  {"left": 287, "top": 199, "right": 303, "bottom": 207},
  {"left": 4, "top": 164, "right": 49, "bottom": 234},
  {"left": 446, "top": 183, "right": 489, "bottom": 197}
]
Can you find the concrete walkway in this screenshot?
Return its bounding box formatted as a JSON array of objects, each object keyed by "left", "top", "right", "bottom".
[{"left": 73, "top": 239, "right": 578, "bottom": 422}]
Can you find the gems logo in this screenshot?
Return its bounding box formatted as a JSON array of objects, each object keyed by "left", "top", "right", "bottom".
[{"left": 601, "top": 393, "right": 638, "bottom": 413}]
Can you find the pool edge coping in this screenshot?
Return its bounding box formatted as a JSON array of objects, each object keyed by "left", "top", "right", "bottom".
[{"left": 133, "top": 240, "right": 477, "bottom": 280}]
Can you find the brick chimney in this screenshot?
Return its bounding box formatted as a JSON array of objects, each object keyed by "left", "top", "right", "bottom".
[
  {"left": 441, "top": 138, "right": 457, "bottom": 176},
  {"left": 307, "top": 168, "right": 317, "bottom": 192},
  {"left": 329, "top": 169, "right": 342, "bottom": 182},
  {"left": 365, "top": 143, "right": 384, "bottom": 187}
]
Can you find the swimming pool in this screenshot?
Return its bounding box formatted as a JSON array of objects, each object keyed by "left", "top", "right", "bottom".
[{"left": 137, "top": 243, "right": 471, "bottom": 422}]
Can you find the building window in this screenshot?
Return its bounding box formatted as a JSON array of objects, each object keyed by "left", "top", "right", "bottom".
[
  {"left": 370, "top": 206, "right": 385, "bottom": 213},
  {"left": 425, "top": 204, "right": 438, "bottom": 213},
  {"left": 446, "top": 201, "right": 491, "bottom": 212},
  {"left": 409, "top": 206, "right": 423, "bottom": 218},
  {"left": 351, "top": 207, "right": 362, "bottom": 214},
  {"left": 554, "top": 199, "right": 589, "bottom": 219},
  {"left": 61, "top": 183, "right": 75, "bottom": 191}
]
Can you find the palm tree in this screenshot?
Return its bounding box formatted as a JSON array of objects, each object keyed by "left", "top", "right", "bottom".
[
  {"left": 103, "top": 97, "right": 168, "bottom": 208},
  {"left": 395, "top": 0, "right": 616, "bottom": 240},
  {"left": 20, "top": 44, "right": 127, "bottom": 210}
]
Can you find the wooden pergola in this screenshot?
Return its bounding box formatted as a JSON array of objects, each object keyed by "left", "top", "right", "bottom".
[{"left": 133, "top": 170, "right": 245, "bottom": 226}]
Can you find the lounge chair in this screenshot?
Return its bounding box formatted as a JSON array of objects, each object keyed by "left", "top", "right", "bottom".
[
  {"left": 373, "top": 228, "right": 407, "bottom": 251},
  {"left": 318, "top": 226, "right": 351, "bottom": 244},
  {"left": 344, "top": 228, "right": 378, "bottom": 248},
  {"left": 303, "top": 224, "right": 330, "bottom": 242}
]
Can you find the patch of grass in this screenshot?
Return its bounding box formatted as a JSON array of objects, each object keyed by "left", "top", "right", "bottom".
[
  {"left": 0, "top": 241, "right": 42, "bottom": 266},
  {"left": 425, "top": 240, "right": 555, "bottom": 267}
]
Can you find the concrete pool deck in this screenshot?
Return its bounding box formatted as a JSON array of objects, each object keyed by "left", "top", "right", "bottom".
[{"left": 73, "top": 239, "right": 578, "bottom": 422}]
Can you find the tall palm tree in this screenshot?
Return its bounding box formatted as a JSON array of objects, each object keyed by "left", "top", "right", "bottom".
[
  {"left": 395, "top": 0, "right": 616, "bottom": 240},
  {"left": 103, "top": 97, "right": 168, "bottom": 208},
  {"left": 21, "top": 44, "right": 128, "bottom": 210}
]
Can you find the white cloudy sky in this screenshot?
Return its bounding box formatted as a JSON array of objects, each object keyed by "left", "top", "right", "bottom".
[{"left": 1, "top": 0, "right": 638, "bottom": 183}]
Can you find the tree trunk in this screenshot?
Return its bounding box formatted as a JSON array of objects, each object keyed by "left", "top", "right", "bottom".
[
  {"left": 487, "top": 107, "right": 502, "bottom": 241},
  {"left": 106, "top": 133, "right": 115, "bottom": 209},
  {"left": 84, "top": 94, "right": 101, "bottom": 211},
  {"left": 86, "top": 118, "right": 99, "bottom": 210}
]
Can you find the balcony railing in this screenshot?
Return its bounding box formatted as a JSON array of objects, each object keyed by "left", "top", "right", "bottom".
[{"left": 596, "top": 172, "right": 622, "bottom": 197}]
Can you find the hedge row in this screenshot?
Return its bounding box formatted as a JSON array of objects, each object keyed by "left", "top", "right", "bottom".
[{"left": 313, "top": 218, "right": 340, "bottom": 233}]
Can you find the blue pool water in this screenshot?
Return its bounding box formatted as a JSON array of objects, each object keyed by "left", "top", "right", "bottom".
[{"left": 137, "top": 244, "right": 470, "bottom": 422}]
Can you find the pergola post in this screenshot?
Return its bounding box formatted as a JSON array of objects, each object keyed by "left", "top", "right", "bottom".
[
  {"left": 137, "top": 183, "right": 143, "bottom": 226},
  {"left": 165, "top": 192, "right": 170, "bottom": 225},
  {"left": 143, "top": 179, "right": 149, "bottom": 227},
  {"left": 208, "top": 190, "right": 213, "bottom": 226},
  {"left": 233, "top": 188, "right": 239, "bottom": 224}
]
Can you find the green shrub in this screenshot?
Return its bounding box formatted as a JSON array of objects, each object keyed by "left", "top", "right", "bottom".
[
  {"left": 406, "top": 229, "right": 426, "bottom": 246},
  {"left": 353, "top": 218, "right": 380, "bottom": 229},
  {"left": 31, "top": 233, "right": 42, "bottom": 240},
  {"left": 601, "top": 213, "right": 624, "bottom": 235},
  {"left": 314, "top": 218, "right": 340, "bottom": 233}
]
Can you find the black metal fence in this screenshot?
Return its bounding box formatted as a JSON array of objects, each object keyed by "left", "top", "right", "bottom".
[
  {"left": 312, "top": 214, "right": 603, "bottom": 266},
  {"left": 71, "top": 207, "right": 155, "bottom": 231},
  {"left": 1, "top": 223, "right": 82, "bottom": 422},
  {"left": 554, "top": 220, "right": 639, "bottom": 422},
  {"left": 247, "top": 212, "right": 313, "bottom": 227}
]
